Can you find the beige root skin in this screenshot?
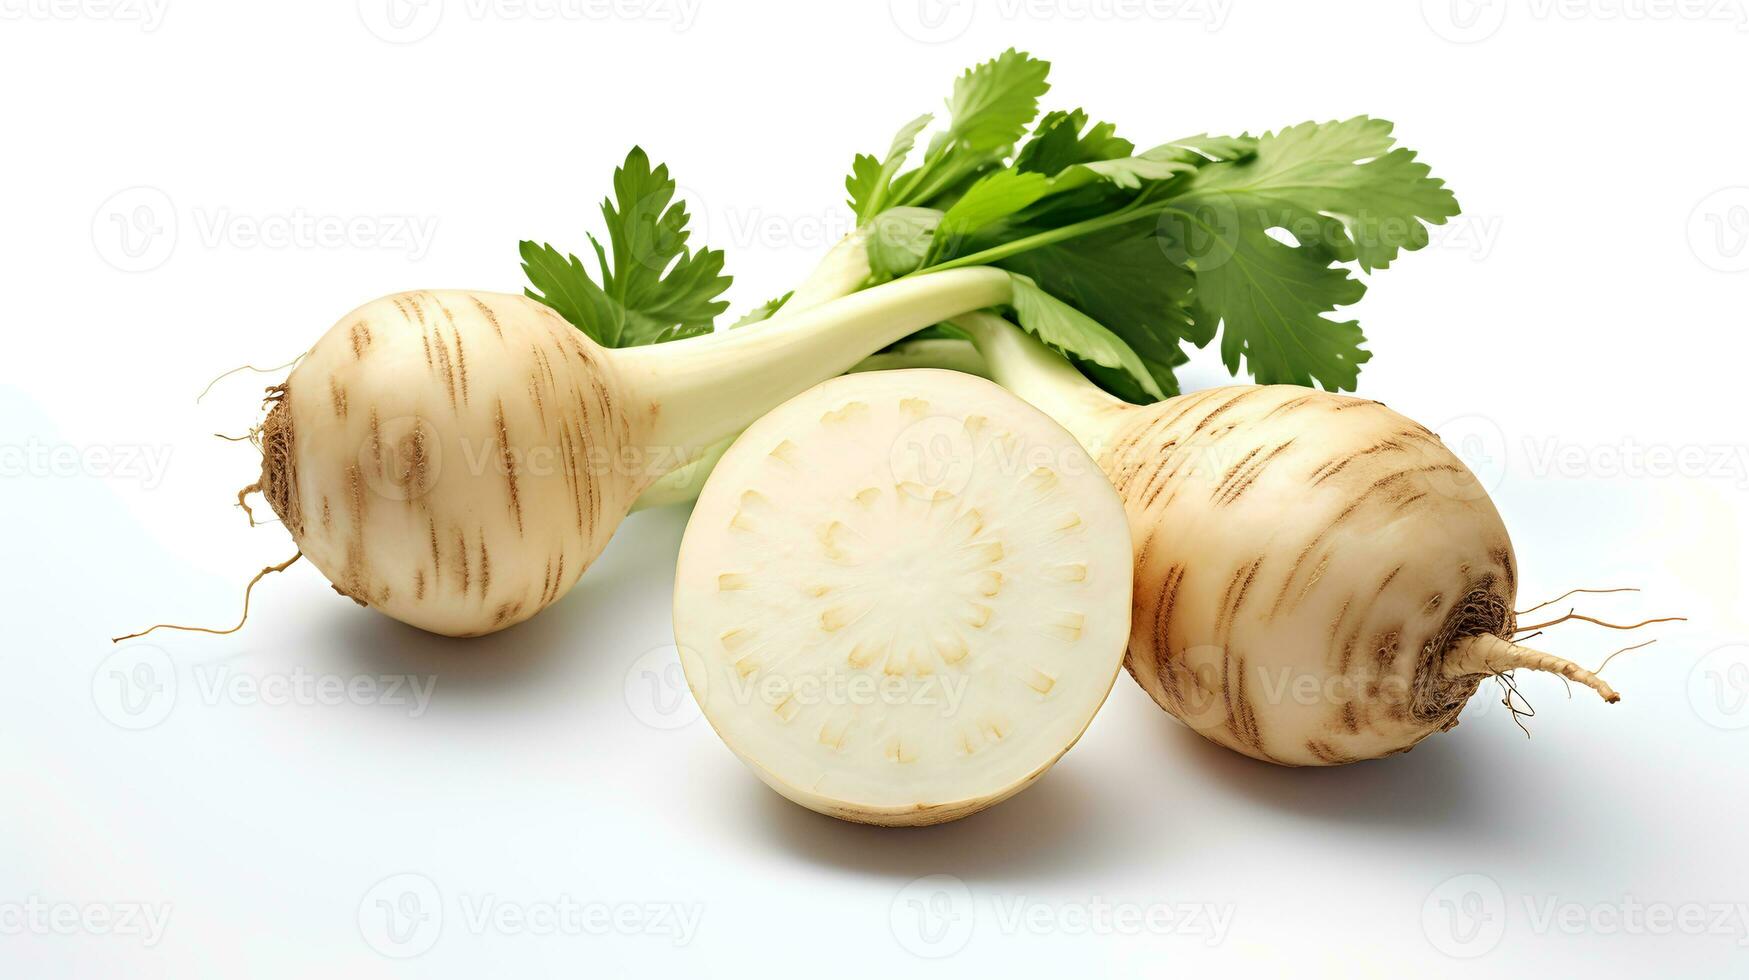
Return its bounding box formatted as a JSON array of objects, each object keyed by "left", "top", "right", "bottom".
[
  {"left": 243, "top": 271, "right": 1016, "bottom": 637},
  {"left": 951, "top": 313, "right": 1610, "bottom": 767},
  {"left": 1444, "top": 633, "right": 1621, "bottom": 704}
]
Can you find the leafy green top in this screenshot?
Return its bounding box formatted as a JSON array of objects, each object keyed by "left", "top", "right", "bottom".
[
  {"left": 522, "top": 51, "right": 1459, "bottom": 400},
  {"left": 521, "top": 147, "right": 731, "bottom": 347}
]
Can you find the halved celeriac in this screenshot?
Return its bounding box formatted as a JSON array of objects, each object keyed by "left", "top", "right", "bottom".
[{"left": 672, "top": 370, "right": 1133, "bottom": 825}]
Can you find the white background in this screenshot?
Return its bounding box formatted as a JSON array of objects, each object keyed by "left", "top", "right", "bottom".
[{"left": 4, "top": 0, "right": 1748, "bottom": 976}]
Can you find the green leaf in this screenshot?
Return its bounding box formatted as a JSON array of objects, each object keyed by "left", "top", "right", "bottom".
[
  {"left": 522, "top": 147, "right": 731, "bottom": 347},
  {"left": 995, "top": 222, "right": 1195, "bottom": 398},
  {"left": 1170, "top": 117, "right": 1458, "bottom": 273},
  {"left": 1006, "top": 272, "right": 1163, "bottom": 399},
  {"left": 1164, "top": 203, "right": 1372, "bottom": 390},
  {"left": 850, "top": 114, "right": 932, "bottom": 223},
  {"left": 941, "top": 48, "right": 1052, "bottom": 152},
  {"left": 934, "top": 170, "right": 1054, "bottom": 246},
  {"left": 865, "top": 207, "right": 941, "bottom": 282},
  {"left": 888, "top": 49, "right": 1051, "bottom": 210},
  {"left": 1015, "top": 109, "right": 1133, "bottom": 175},
  {"left": 729, "top": 291, "right": 792, "bottom": 329},
  {"left": 1150, "top": 117, "right": 1460, "bottom": 389}
]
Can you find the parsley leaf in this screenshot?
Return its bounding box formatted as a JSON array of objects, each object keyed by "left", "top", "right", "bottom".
[
  {"left": 1159, "top": 117, "right": 1459, "bottom": 389},
  {"left": 521, "top": 147, "right": 731, "bottom": 347},
  {"left": 880, "top": 49, "right": 1051, "bottom": 212},
  {"left": 1006, "top": 272, "right": 1163, "bottom": 399}
]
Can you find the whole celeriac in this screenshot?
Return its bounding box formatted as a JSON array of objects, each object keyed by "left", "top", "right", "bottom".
[
  {"left": 252, "top": 271, "right": 1012, "bottom": 636},
  {"left": 952, "top": 313, "right": 1618, "bottom": 765},
  {"left": 673, "top": 370, "right": 1133, "bottom": 823}
]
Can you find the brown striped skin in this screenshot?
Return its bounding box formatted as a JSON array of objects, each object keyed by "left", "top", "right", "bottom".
[
  {"left": 265, "top": 290, "right": 648, "bottom": 636},
  {"left": 1104, "top": 386, "right": 1516, "bottom": 766}
]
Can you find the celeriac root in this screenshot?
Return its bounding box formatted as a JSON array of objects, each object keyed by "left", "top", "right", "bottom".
[
  {"left": 111, "top": 553, "right": 302, "bottom": 643},
  {"left": 1444, "top": 633, "right": 1621, "bottom": 704}
]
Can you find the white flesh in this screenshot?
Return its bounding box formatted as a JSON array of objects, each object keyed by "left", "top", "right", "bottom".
[{"left": 673, "top": 370, "right": 1133, "bottom": 825}]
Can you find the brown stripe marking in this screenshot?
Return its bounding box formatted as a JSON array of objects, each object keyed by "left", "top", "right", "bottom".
[
  {"left": 1271, "top": 500, "right": 1361, "bottom": 615},
  {"left": 1392, "top": 491, "right": 1428, "bottom": 514},
  {"left": 402, "top": 419, "right": 429, "bottom": 505},
  {"left": 479, "top": 539, "right": 492, "bottom": 599},
  {"left": 1326, "top": 597, "right": 1351, "bottom": 669},
  {"left": 1149, "top": 563, "right": 1186, "bottom": 692},
  {"left": 1258, "top": 393, "right": 1317, "bottom": 422},
  {"left": 1214, "top": 439, "right": 1294, "bottom": 507},
  {"left": 1328, "top": 397, "right": 1378, "bottom": 412},
  {"left": 496, "top": 400, "right": 523, "bottom": 533},
  {"left": 342, "top": 463, "right": 368, "bottom": 602},
  {"left": 414, "top": 569, "right": 426, "bottom": 601},
  {"left": 1216, "top": 557, "right": 1263, "bottom": 641},
  {"left": 328, "top": 377, "right": 348, "bottom": 419},
  {"left": 469, "top": 295, "right": 505, "bottom": 340},
  {"left": 1305, "top": 739, "right": 1355, "bottom": 764},
  {"left": 1190, "top": 388, "right": 1263, "bottom": 436},
  {"left": 1224, "top": 653, "right": 1266, "bottom": 755},
  {"left": 1210, "top": 446, "right": 1261, "bottom": 501},
  {"left": 427, "top": 517, "right": 440, "bottom": 575},
  {"left": 434, "top": 329, "right": 458, "bottom": 411},
  {"left": 367, "top": 410, "right": 383, "bottom": 478},
  {"left": 392, "top": 297, "right": 413, "bottom": 324},
  {"left": 454, "top": 329, "right": 470, "bottom": 406},
  {"left": 349, "top": 321, "right": 372, "bottom": 359},
  {"left": 455, "top": 527, "right": 470, "bottom": 595}
]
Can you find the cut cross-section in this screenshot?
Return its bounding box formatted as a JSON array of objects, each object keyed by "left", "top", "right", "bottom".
[{"left": 672, "top": 370, "right": 1133, "bottom": 825}]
